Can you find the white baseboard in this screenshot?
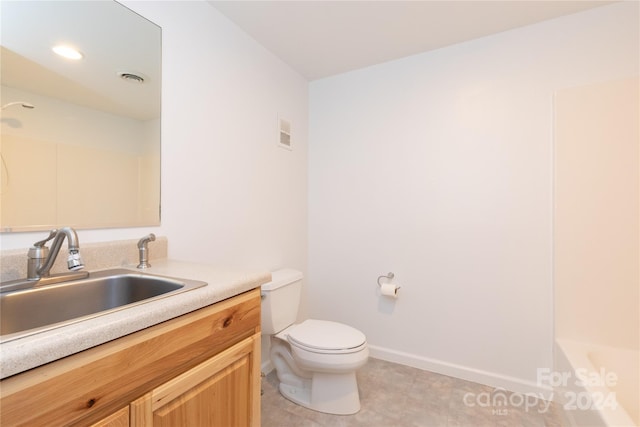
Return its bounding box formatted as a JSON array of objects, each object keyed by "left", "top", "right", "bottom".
[
  {"left": 368, "top": 344, "right": 552, "bottom": 398},
  {"left": 261, "top": 343, "right": 551, "bottom": 398},
  {"left": 261, "top": 359, "right": 274, "bottom": 375}
]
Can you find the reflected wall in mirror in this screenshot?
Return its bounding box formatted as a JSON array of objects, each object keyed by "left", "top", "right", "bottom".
[{"left": 0, "top": 0, "right": 161, "bottom": 232}]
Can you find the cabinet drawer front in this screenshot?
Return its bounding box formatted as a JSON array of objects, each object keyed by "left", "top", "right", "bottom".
[{"left": 0, "top": 289, "right": 261, "bottom": 427}]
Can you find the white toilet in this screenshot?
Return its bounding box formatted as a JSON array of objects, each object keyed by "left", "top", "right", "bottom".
[{"left": 261, "top": 269, "right": 369, "bottom": 415}]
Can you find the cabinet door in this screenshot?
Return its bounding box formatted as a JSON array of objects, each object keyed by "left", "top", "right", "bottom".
[
  {"left": 131, "top": 334, "right": 260, "bottom": 427},
  {"left": 90, "top": 407, "right": 129, "bottom": 427}
]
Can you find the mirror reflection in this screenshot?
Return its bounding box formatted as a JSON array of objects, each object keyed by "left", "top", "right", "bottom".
[{"left": 0, "top": 0, "right": 161, "bottom": 232}]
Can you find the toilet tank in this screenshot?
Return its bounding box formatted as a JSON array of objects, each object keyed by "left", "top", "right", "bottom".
[{"left": 261, "top": 269, "right": 303, "bottom": 335}]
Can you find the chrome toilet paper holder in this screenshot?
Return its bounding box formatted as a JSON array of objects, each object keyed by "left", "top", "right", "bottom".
[{"left": 377, "top": 272, "right": 399, "bottom": 289}]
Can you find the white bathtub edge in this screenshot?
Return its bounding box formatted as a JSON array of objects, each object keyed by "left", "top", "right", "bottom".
[{"left": 555, "top": 339, "right": 637, "bottom": 427}]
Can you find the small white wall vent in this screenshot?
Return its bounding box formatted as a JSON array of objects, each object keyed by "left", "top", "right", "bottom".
[{"left": 278, "top": 115, "right": 292, "bottom": 150}]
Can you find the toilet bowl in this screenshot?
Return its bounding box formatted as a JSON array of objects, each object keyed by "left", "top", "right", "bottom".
[
  {"left": 261, "top": 270, "right": 369, "bottom": 415},
  {"left": 271, "top": 320, "right": 369, "bottom": 414}
]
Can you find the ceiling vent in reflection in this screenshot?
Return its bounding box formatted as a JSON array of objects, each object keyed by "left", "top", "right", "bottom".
[
  {"left": 278, "top": 116, "right": 292, "bottom": 150},
  {"left": 117, "top": 71, "right": 145, "bottom": 84}
]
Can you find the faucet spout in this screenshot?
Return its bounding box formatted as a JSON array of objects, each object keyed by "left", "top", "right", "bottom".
[{"left": 29, "top": 227, "right": 85, "bottom": 280}]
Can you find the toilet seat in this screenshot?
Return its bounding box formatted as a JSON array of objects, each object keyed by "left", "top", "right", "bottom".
[{"left": 283, "top": 319, "right": 366, "bottom": 354}]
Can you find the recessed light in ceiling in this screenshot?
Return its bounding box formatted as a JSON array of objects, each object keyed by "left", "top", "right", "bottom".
[{"left": 52, "top": 45, "right": 83, "bottom": 60}]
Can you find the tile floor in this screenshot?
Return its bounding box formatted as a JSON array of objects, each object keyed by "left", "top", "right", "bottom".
[{"left": 261, "top": 358, "right": 567, "bottom": 427}]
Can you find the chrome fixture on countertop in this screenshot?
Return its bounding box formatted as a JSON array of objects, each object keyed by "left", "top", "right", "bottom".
[
  {"left": 27, "top": 227, "right": 86, "bottom": 284},
  {"left": 137, "top": 233, "right": 156, "bottom": 269}
]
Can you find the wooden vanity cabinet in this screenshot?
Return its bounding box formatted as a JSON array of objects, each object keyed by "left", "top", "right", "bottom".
[
  {"left": 0, "top": 288, "right": 261, "bottom": 427},
  {"left": 90, "top": 407, "right": 130, "bottom": 427},
  {"left": 130, "top": 334, "right": 257, "bottom": 426}
]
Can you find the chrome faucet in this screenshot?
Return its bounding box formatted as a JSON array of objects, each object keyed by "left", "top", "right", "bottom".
[
  {"left": 28, "top": 227, "right": 85, "bottom": 281},
  {"left": 137, "top": 233, "right": 156, "bottom": 269}
]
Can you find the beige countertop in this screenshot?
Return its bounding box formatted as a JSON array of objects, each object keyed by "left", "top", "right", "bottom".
[{"left": 0, "top": 259, "right": 270, "bottom": 379}]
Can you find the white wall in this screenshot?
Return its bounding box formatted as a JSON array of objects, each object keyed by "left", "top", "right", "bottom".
[
  {"left": 308, "top": 2, "right": 638, "bottom": 393},
  {"left": 128, "top": 1, "right": 309, "bottom": 272},
  {"left": 1, "top": 0, "right": 308, "bottom": 276}
]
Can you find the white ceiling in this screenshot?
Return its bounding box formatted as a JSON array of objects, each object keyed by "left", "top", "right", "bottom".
[
  {"left": 1, "top": 1, "right": 161, "bottom": 120},
  {"left": 209, "top": 0, "right": 615, "bottom": 81}
]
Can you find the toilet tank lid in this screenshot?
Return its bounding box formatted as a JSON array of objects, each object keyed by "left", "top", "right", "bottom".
[{"left": 262, "top": 268, "right": 303, "bottom": 291}]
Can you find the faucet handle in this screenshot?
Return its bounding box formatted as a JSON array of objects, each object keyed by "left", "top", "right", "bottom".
[
  {"left": 28, "top": 229, "right": 57, "bottom": 264},
  {"left": 33, "top": 229, "right": 58, "bottom": 248},
  {"left": 27, "top": 229, "right": 58, "bottom": 280}
]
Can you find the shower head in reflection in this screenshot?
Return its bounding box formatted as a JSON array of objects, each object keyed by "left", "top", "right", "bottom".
[{"left": 1, "top": 101, "right": 35, "bottom": 110}]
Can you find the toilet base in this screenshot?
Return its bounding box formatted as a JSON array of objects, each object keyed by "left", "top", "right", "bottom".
[{"left": 278, "top": 371, "right": 361, "bottom": 415}]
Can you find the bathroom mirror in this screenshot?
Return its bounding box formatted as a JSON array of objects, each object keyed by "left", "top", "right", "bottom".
[{"left": 0, "top": 1, "right": 161, "bottom": 232}]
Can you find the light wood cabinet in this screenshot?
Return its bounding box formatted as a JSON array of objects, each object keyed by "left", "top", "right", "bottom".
[
  {"left": 90, "top": 407, "right": 130, "bottom": 427},
  {"left": 0, "top": 288, "right": 261, "bottom": 427},
  {"left": 131, "top": 334, "right": 259, "bottom": 426}
]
